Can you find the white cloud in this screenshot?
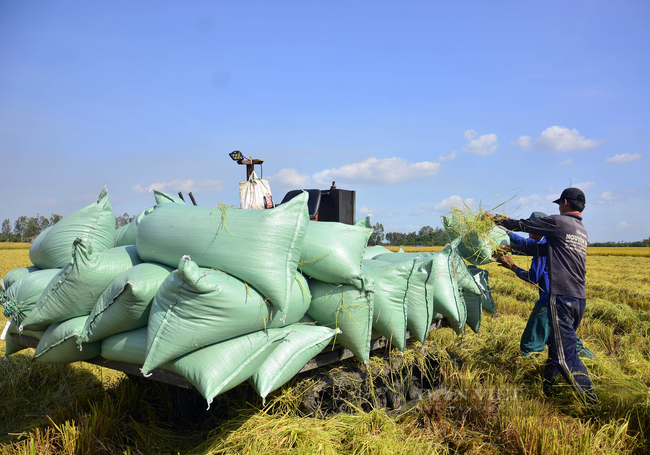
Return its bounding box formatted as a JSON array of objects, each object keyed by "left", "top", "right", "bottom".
[
  {"left": 132, "top": 179, "right": 223, "bottom": 194},
  {"left": 268, "top": 168, "right": 311, "bottom": 188},
  {"left": 464, "top": 129, "right": 478, "bottom": 141},
  {"left": 517, "top": 194, "right": 543, "bottom": 207},
  {"left": 617, "top": 221, "right": 632, "bottom": 229},
  {"left": 437, "top": 150, "right": 457, "bottom": 162},
  {"left": 575, "top": 181, "right": 596, "bottom": 191},
  {"left": 511, "top": 135, "right": 532, "bottom": 149},
  {"left": 271, "top": 157, "right": 443, "bottom": 190},
  {"left": 606, "top": 153, "right": 642, "bottom": 163},
  {"left": 534, "top": 126, "right": 603, "bottom": 152},
  {"left": 358, "top": 206, "right": 372, "bottom": 216},
  {"left": 462, "top": 132, "right": 499, "bottom": 155},
  {"left": 358, "top": 206, "right": 385, "bottom": 217},
  {"left": 194, "top": 180, "right": 224, "bottom": 192},
  {"left": 559, "top": 158, "right": 573, "bottom": 166},
  {"left": 312, "top": 157, "right": 441, "bottom": 185},
  {"left": 596, "top": 191, "right": 619, "bottom": 205},
  {"left": 434, "top": 195, "right": 477, "bottom": 211}
]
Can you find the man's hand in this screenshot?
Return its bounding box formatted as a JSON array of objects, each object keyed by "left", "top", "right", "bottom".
[
  {"left": 494, "top": 250, "right": 517, "bottom": 272},
  {"left": 485, "top": 212, "right": 506, "bottom": 225},
  {"left": 497, "top": 245, "right": 512, "bottom": 253}
]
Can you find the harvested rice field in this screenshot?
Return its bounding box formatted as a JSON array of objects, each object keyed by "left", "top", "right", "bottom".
[{"left": 1, "top": 246, "right": 649, "bottom": 454}]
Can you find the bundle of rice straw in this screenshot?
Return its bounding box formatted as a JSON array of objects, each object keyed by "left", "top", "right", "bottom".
[{"left": 441, "top": 205, "right": 509, "bottom": 266}]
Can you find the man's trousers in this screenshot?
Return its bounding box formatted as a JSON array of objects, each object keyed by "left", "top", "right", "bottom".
[{"left": 543, "top": 294, "right": 597, "bottom": 403}]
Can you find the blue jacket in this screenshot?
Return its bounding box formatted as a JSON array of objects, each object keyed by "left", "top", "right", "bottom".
[{"left": 507, "top": 232, "right": 549, "bottom": 306}]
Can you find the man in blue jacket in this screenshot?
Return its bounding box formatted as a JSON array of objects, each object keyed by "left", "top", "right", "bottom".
[
  {"left": 489, "top": 188, "right": 597, "bottom": 404},
  {"left": 496, "top": 211, "right": 594, "bottom": 358}
]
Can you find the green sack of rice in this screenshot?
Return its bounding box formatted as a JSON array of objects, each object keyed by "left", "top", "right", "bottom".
[
  {"left": 33, "top": 316, "right": 101, "bottom": 364},
  {"left": 462, "top": 292, "right": 482, "bottom": 333},
  {"left": 114, "top": 207, "right": 155, "bottom": 247},
  {"left": 368, "top": 253, "right": 441, "bottom": 343},
  {"left": 77, "top": 262, "right": 174, "bottom": 346},
  {"left": 20, "top": 240, "right": 142, "bottom": 330},
  {"left": 299, "top": 221, "right": 372, "bottom": 289},
  {"left": 249, "top": 324, "right": 340, "bottom": 402},
  {"left": 114, "top": 224, "right": 130, "bottom": 247},
  {"left": 2, "top": 268, "right": 62, "bottom": 331},
  {"left": 361, "top": 259, "right": 415, "bottom": 351},
  {"left": 306, "top": 279, "right": 374, "bottom": 362},
  {"left": 165, "top": 327, "right": 289, "bottom": 408},
  {"left": 113, "top": 189, "right": 184, "bottom": 248},
  {"left": 141, "top": 255, "right": 311, "bottom": 376},
  {"left": 429, "top": 247, "right": 467, "bottom": 335},
  {"left": 2, "top": 320, "right": 46, "bottom": 357},
  {"left": 104, "top": 327, "right": 289, "bottom": 408},
  {"left": 354, "top": 216, "right": 373, "bottom": 229},
  {"left": 1, "top": 266, "right": 41, "bottom": 291},
  {"left": 446, "top": 239, "right": 482, "bottom": 297},
  {"left": 405, "top": 258, "right": 435, "bottom": 344},
  {"left": 5, "top": 335, "right": 27, "bottom": 357},
  {"left": 460, "top": 226, "right": 510, "bottom": 266},
  {"left": 101, "top": 326, "right": 149, "bottom": 365},
  {"left": 136, "top": 192, "right": 309, "bottom": 313},
  {"left": 363, "top": 245, "right": 393, "bottom": 260},
  {"left": 153, "top": 189, "right": 187, "bottom": 205},
  {"left": 467, "top": 265, "right": 496, "bottom": 313},
  {"left": 29, "top": 188, "right": 116, "bottom": 269},
  {"left": 372, "top": 251, "right": 436, "bottom": 263},
  {"left": 445, "top": 240, "right": 484, "bottom": 335},
  {"left": 441, "top": 213, "right": 467, "bottom": 241}
]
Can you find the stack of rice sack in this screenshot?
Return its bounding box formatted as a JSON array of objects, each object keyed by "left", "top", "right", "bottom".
[
  {"left": 1, "top": 188, "right": 497, "bottom": 407},
  {"left": 0, "top": 188, "right": 337, "bottom": 406},
  {"left": 365, "top": 236, "right": 491, "bottom": 339},
  {"left": 439, "top": 212, "right": 504, "bottom": 330}
]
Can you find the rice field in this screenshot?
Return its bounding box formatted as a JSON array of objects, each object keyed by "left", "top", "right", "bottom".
[
  {"left": 0, "top": 243, "right": 31, "bottom": 250},
  {"left": 0, "top": 244, "right": 32, "bottom": 279},
  {"left": 1, "top": 246, "right": 649, "bottom": 454},
  {"left": 588, "top": 247, "right": 650, "bottom": 257}
]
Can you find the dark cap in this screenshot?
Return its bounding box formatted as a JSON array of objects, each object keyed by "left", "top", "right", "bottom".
[
  {"left": 529, "top": 211, "right": 547, "bottom": 219},
  {"left": 553, "top": 187, "right": 586, "bottom": 205}
]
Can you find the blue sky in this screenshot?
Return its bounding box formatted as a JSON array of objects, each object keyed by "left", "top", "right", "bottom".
[{"left": 1, "top": 0, "right": 648, "bottom": 243}]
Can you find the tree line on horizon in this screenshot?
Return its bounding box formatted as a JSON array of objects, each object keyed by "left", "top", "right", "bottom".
[
  {"left": 1, "top": 213, "right": 134, "bottom": 243},
  {"left": 367, "top": 223, "right": 450, "bottom": 247},
  {"left": 1, "top": 215, "right": 648, "bottom": 247}
]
